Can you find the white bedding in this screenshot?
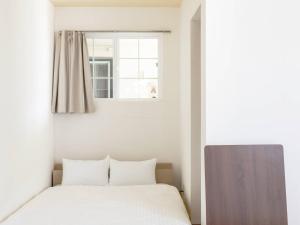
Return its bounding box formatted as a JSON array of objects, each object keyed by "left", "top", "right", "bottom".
[{"left": 4, "top": 184, "right": 191, "bottom": 225}]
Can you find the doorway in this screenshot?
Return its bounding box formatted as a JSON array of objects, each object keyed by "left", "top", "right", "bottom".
[{"left": 190, "top": 7, "right": 202, "bottom": 225}]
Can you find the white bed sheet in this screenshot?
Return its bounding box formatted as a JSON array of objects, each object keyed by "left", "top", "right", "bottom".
[{"left": 4, "top": 184, "right": 191, "bottom": 225}]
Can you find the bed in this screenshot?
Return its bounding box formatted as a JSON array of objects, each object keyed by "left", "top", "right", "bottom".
[{"left": 3, "top": 163, "right": 191, "bottom": 225}]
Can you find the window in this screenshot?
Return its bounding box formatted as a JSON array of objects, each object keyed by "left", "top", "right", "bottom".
[{"left": 87, "top": 33, "right": 161, "bottom": 99}]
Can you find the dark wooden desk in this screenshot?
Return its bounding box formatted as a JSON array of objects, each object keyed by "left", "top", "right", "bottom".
[{"left": 205, "top": 145, "right": 288, "bottom": 225}]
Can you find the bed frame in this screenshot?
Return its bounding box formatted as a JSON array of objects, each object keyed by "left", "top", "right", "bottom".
[{"left": 52, "top": 163, "right": 174, "bottom": 186}]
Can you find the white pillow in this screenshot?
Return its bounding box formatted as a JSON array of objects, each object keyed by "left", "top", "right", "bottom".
[
  {"left": 109, "top": 158, "right": 157, "bottom": 185},
  {"left": 62, "top": 157, "right": 109, "bottom": 186}
]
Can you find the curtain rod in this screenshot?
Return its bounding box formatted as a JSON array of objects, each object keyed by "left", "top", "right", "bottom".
[{"left": 65, "top": 30, "right": 171, "bottom": 33}]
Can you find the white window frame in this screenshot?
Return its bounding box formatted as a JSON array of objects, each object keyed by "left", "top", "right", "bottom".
[{"left": 86, "top": 32, "right": 163, "bottom": 101}]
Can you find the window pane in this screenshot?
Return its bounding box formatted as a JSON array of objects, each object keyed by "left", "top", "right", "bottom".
[
  {"left": 119, "top": 39, "right": 138, "bottom": 58},
  {"left": 139, "top": 59, "right": 158, "bottom": 78},
  {"left": 94, "top": 90, "right": 108, "bottom": 98},
  {"left": 119, "top": 79, "right": 158, "bottom": 99},
  {"left": 139, "top": 79, "right": 158, "bottom": 98},
  {"left": 93, "top": 78, "right": 114, "bottom": 98},
  {"left": 94, "top": 39, "right": 113, "bottom": 58},
  {"left": 94, "top": 62, "right": 111, "bottom": 78},
  {"left": 119, "top": 59, "right": 139, "bottom": 78},
  {"left": 93, "top": 79, "right": 108, "bottom": 90},
  {"left": 139, "top": 39, "right": 158, "bottom": 58},
  {"left": 119, "top": 79, "right": 139, "bottom": 98}
]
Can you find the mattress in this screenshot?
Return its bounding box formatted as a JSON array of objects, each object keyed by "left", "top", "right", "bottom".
[{"left": 4, "top": 184, "right": 191, "bottom": 225}]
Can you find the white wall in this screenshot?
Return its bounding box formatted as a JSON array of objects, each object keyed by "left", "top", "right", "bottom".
[
  {"left": 205, "top": 0, "right": 300, "bottom": 224},
  {"left": 0, "top": 0, "right": 54, "bottom": 222},
  {"left": 53, "top": 7, "right": 182, "bottom": 187},
  {"left": 179, "top": 0, "right": 203, "bottom": 224}
]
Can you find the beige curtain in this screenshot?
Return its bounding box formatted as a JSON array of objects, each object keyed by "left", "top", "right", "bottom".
[{"left": 52, "top": 31, "right": 95, "bottom": 113}]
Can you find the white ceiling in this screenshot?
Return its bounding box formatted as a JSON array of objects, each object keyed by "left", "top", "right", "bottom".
[{"left": 51, "top": 0, "right": 181, "bottom": 7}]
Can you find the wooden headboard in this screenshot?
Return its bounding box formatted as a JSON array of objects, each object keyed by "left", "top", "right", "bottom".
[{"left": 52, "top": 163, "right": 174, "bottom": 186}]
